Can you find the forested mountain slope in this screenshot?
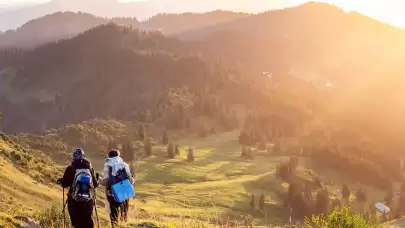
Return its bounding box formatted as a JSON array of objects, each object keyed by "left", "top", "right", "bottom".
[{"left": 0, "top": 24, "right": 273, "bottom": 134}]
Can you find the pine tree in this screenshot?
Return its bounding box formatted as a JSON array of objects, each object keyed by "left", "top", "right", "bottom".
[
  {"left": 175, "top": 145, "right": 180, "bottom": 156},
  {"left": 239, "top": 130, "right": 249, "bottom": 145},
  {"left": 108, "top": 138, "right": 118, "bottom": 151},
  {"left": 144, "top": 138, "right": 152, "bottom": 157},
  {"left": 187, "top": 146, "right": 195, "bottom": 162},
  {"left": 259, "top": 138, "right": 266, "bottom": 150},
  {"left": 356, "top": 188, "right": 367, "bottom": 204},
  {"left": 248, "top": 148, "right": 255, "bottom": 159},
  {"left": 121, "top": 140, "right": 134, "bottom": 162},
  {"left": 241, "top": 146, "right": 246, "bottom": 157},
  {"left": 342, "top": 184, "right": 350, "bottom": 201},
  {"left": 185, "top": 117, "right": 191, "bottom": 129},
  {"left": 162, "top": 130, "right": 169, "bottom": 145},
  {"left": 167, "top": 142, "right": 175, "bottom": 159},
  {"left": 259, "top": 193, "right": 265, "bottom": 210},
  {"left": 139, "top": 124, "right": 145, "bottom": 140},
  {"left": 316, "top": 189, "right": 329, "bottom": 214},
  {"left": 250, "top": 194, "right": 255, "bottom": 209},
  {"left": 314, "top": 177, "right": 322, "bottom": 188},
  {"left": 108, "top": 138, "right": 113, "bottom": 151},
  {"left": 384, "top": 189, "right": 393, "bottom": 206},
  {"left": 199, "top": 126, "right": 208, "bottom": 137}
]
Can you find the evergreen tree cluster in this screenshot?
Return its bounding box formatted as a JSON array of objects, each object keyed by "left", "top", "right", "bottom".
[
  {"left": 309, "top": 146, "right": 392, "bottom": 190},
  {"left": 275, "top": 157, "right": 299, "bottom": 181},
  {"left": 0, "top": 24, "right": 252, "bottom": 134},
  {"left": 274, "top": 156, "right": 380, "bottom": 221},
  {"left": 239, "top": 113, "right": 299, "bottom": 146}
]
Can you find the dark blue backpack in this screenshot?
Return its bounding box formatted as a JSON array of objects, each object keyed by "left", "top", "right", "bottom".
[
  {"left": 108, "top": 166, "right": 134, "bottom": 202},
  {"left": 110, "top": 167, "right": 128, "bottom": 185}
]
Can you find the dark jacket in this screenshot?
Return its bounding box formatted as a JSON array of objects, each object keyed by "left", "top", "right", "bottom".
[{"left": 61, "top": 158, "right": 98, "bottom": 195}]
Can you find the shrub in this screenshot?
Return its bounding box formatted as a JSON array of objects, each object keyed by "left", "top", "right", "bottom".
[
  {"left": 33, "top": 205, "right": 71, "bottom": 228},
  {"left": 304, "top": 206, "right": 381, "bottom": 228}
]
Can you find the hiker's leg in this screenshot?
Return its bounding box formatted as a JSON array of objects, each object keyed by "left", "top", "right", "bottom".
[
  {"left": 123, "top": 199, "right": 129, "bottom": 222},
  {"left": 67, "top": 198, "right": 78, "bottom": 227},
  {"left": 120, "top": 204, "right": 124, "bottom": 222},
  {"left": 84, "top": 200, "right": 95, "bottom": 228},
  {"left": 74, "top": 201, "right": 94, "bottom": 228},
  {"left": 109, "top": 199, "right": 120, "bottom": 227}
]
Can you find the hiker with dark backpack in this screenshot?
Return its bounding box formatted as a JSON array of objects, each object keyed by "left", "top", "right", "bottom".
[
  {"left": 57, "top": 148, "right": 99, "bottom": 228},
  {"left": 99, "top": 150, "right": 135, "bottom": 227}
]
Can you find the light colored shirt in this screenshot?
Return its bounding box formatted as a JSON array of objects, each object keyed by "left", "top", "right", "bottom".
[{"left": 99, "top": 156, "right": 134, "bottom": 186}]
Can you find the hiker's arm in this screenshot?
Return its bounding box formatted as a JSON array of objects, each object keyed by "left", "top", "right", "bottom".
[
  {"left": 61, "top": 166, "right": 73, "bottom": 188},
  {"left": 125, "top": 164, "right": 135, "bottom": 185},
  {"left": 91, "top": 167, "right": 99, "bottom": 188},
  {"left": 99, "top": 163, "right": 109, "bottom": 186}
]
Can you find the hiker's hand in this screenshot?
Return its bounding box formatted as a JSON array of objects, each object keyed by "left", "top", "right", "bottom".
[
  {"left": 56, "top": 178, "right": 62, "bottom": 186},
  {"left": 96, "top": 173, "right": 100, "bottom": 180}
]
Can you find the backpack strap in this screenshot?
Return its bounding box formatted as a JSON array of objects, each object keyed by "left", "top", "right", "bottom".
[
  {"left": 69, "top": 165, "right": 76, "bottom": 190},
  {"left": 108, "top": 166, "right": 113, "bottom": 190}
]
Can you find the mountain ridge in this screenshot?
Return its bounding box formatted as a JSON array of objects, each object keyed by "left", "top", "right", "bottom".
[{"left": 0, "top": 0, "right": 294, "bottom": 31}]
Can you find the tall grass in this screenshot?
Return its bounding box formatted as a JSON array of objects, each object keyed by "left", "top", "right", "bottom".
[{"left": 33, "top": 205, "right": 71, "bottom": 228}]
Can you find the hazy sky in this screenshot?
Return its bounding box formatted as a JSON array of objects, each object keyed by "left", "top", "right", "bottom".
[{"left": 0, "top": 0, "right": 403, "bottom": 28}]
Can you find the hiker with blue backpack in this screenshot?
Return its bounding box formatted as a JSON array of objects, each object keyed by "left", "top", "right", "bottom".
[
  {"left": 57, "top": 148, "right": 99, "bottom": 228},
  {"left": 99, "top": 149, "right": 135, "bottom": 227}
]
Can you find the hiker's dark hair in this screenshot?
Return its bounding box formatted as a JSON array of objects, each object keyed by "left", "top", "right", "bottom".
[{"left": 108, "top": 150, "right": 120, "bottom": 158}]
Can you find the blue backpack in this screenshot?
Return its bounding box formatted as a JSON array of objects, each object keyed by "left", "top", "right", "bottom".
[
  {"left": 109, "top": 167, "right": 135, "bottom": 203},
  {"left": 72, "top": 168, "right": 94, "bottom": 202}
]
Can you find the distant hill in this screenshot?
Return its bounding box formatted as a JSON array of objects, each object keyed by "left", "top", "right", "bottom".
[
  {"left": 0, "top": 0, "right": 144, "bottom": 31},
  {"left": 0, "top": 10, "right": 249, "bottom": 48},
  {"left": 2, "top": 2, "right": 405, "bottom": 79},
  {"left": 141, "top": 11, "right": 249, "bottom": 35},
  {"left": 0, "top": 11, "right": 139, "bottom": 48},
  {"left": 173, "top": 2, "right": 405, "bottom": 93},
  {"left": 0, "top": 0, "right": 291, "bottom": 31}
]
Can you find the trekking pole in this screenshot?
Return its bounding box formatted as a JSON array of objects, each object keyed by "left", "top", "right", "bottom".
[
  {"left": 93, "top": 189, "right": 100, "bottom": 228},
  {"left": 62, "top": 187, "right": 66, "bottom": 228}
]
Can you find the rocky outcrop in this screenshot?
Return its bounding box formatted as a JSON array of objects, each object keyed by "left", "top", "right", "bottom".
[{"left": 14, "top": 216, "right": 40, "bottom": 228}]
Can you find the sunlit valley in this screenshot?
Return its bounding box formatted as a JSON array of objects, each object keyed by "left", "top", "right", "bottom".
[{"left": 1, "top": 0, "right": 405, "bottom": 227}]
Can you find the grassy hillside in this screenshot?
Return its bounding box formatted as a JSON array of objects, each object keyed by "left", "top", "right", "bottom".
[
  {"left": 3, "top": 118, "right": 392, "bottom": 227},
  {"left": 0, "top": 133, "right": 61, "bottom": 213},
  {"left": 130, "top": 131, "right": 389, "bottom": 225}
]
